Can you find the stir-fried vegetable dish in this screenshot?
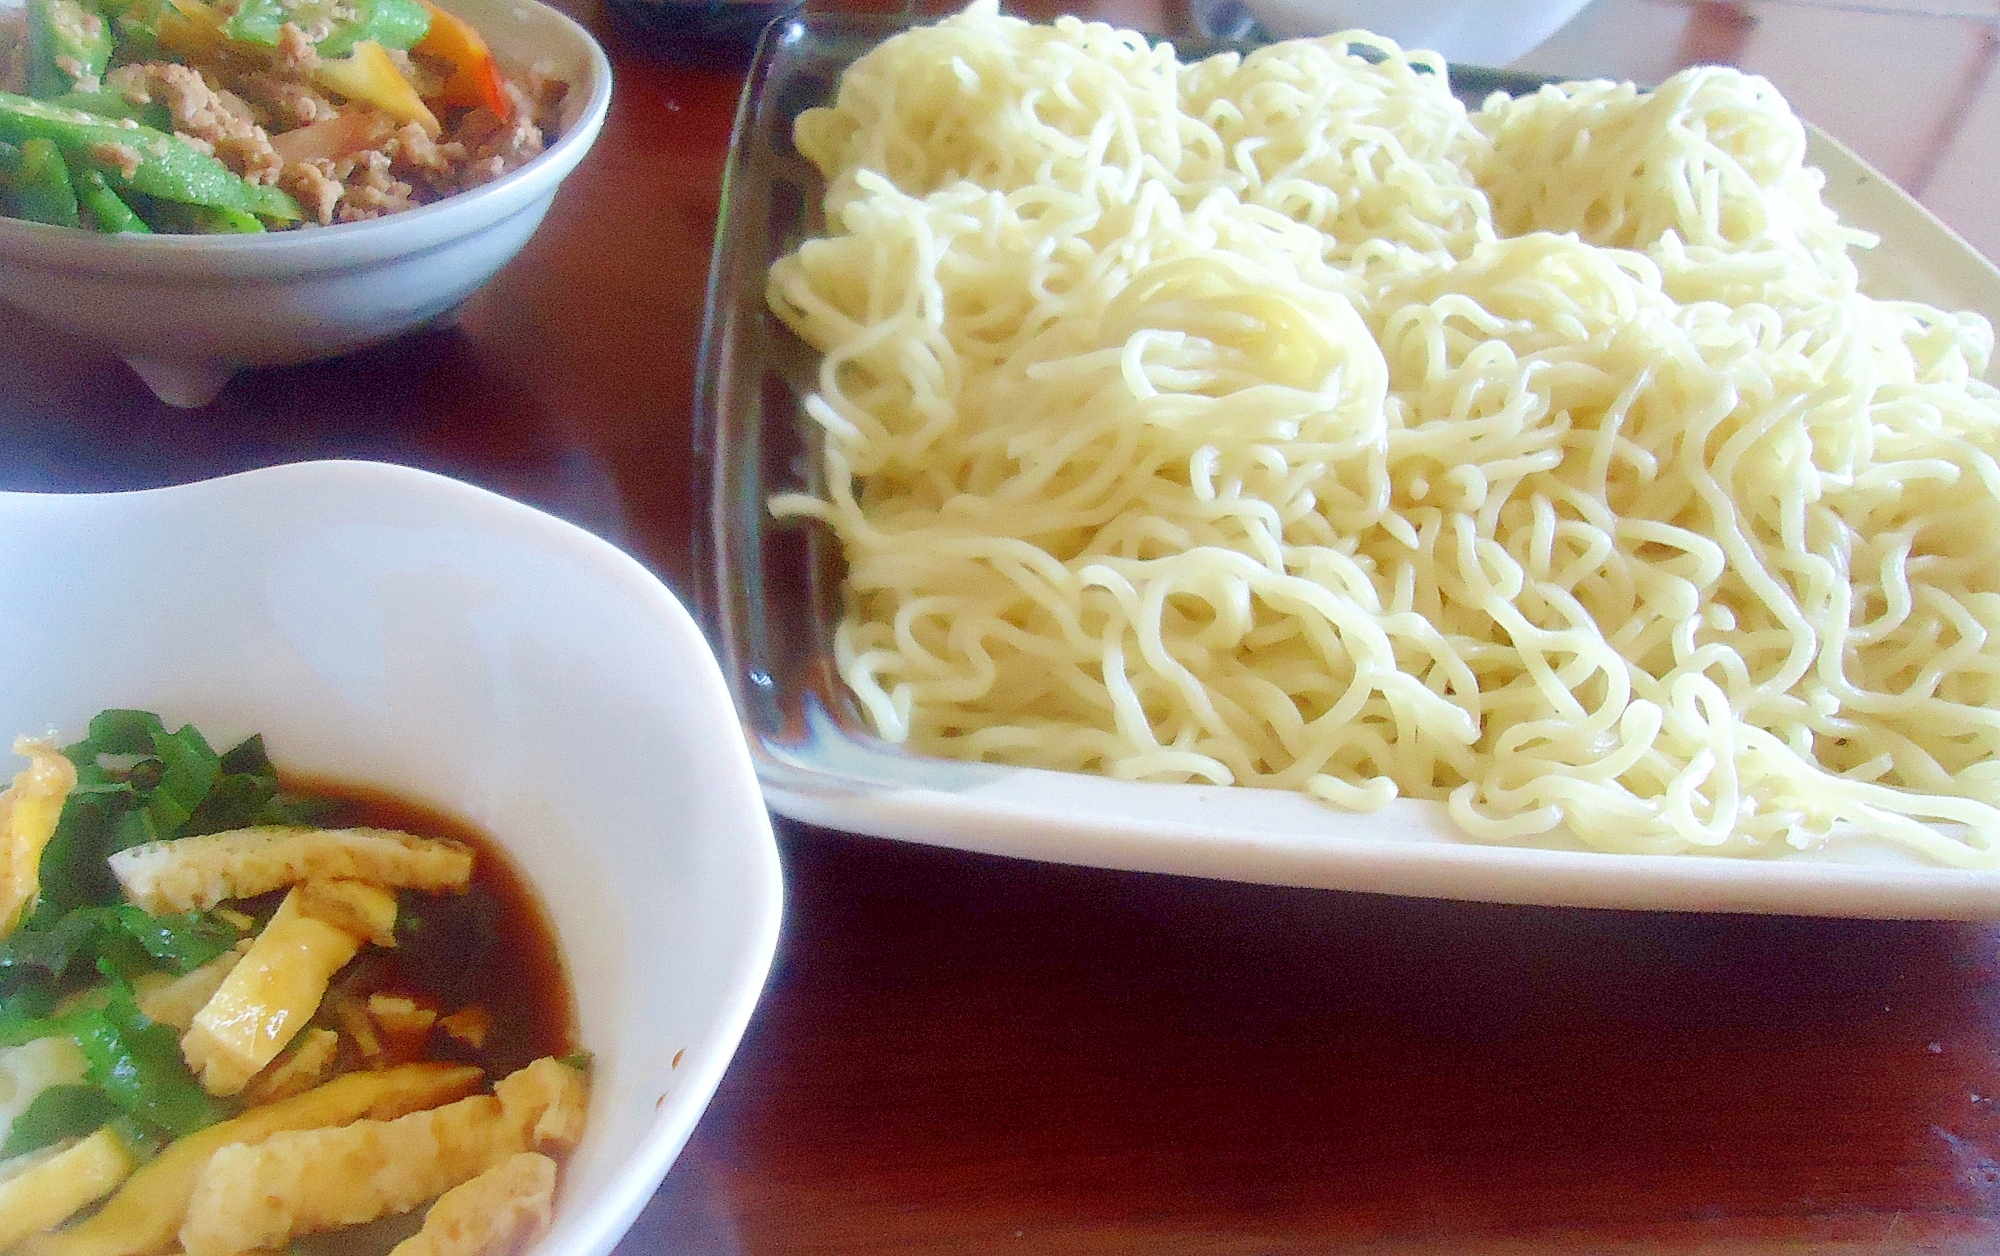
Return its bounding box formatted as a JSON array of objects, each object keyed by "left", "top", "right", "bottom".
[
  {"left": 0, "top": 0, "right": 561, "bottom": 231},
  {"left": 0, "top": 711, "right": 586, "bottom": 1256}
]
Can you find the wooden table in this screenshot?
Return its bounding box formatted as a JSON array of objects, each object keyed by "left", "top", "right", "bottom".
[{"left": 7, "top": 2, "right": 2000, "bottom": 1250}]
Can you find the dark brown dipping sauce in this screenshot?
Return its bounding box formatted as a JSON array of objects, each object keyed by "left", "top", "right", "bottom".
[
  {"left": 281, "top": 776, "right": 580, "bottom": 1080},
  {"left": 266, "top": 778, "right": 582, "bottom": 1256}
]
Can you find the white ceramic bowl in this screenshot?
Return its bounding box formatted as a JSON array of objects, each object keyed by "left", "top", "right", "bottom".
[
  {"left": 0, "top": 0, "right": 613, "bottom": 408},
  {"left": 0, "top": 460, "right": 782, "bottom": 1256},
  {"left": 1237, "top": 0, "right": 1595, "bottom": 65}
]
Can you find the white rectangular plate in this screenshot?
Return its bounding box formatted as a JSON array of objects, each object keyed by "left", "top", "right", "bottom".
[{"left": 697, "top": 14, "right": 2000, "bottom": 919}]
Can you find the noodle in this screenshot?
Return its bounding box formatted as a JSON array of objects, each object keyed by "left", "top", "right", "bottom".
[{"left": 767, "top": 0, "right": 2000, "bottom": 865}]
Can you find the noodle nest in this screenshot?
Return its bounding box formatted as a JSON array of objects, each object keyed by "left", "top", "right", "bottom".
[{"left": 767, "top": 0, "right": 2000, "bottom": 866}]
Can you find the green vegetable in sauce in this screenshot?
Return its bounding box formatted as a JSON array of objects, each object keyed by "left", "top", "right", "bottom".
[
  {"left": 134, "top": 719, "right": 223, "bottom": 839},
  {"left": 0, "top": 982, "right": 58, "bottom": 1024},
  {"left": 74, "top": 167, "right": 152, "bottom": 232},
  {"left": 219, "top": 0, "right": 288, "bottom": 45},
  {"left": 0, "top": 981, "right": 68, "bottom": 1049},
  {"left": 0, "top": 905, "right": 241, "bottom": 984},
  {"left": 106, "top": 905, "right": 240, "bottom": 973},
  {"left": 316, "top": 0, "right": 429, "bottom": 58},
  {"left": 26, "top": 0, "right": 116, "bottom": 99},
  {"left": 2, "top": 1084, "right": 122, "bottom": 1156},
  {"left": 37, "top": 713, "right": 332, "bottom": 919},
  {"left": 0, "top": 94, "right": 302, "bottom": 223},
  {"left": 35, "top": 792, "right": 126, "bottom": 917},
  {"left": 0, "top": 894, "right": 233, "bottom": 1146},
  {"left": 46, "top": 89, "right": 174, "bottom": 132},
  {"left": 241, "top": 180, "right": 305, "bottom": 222},
  {"left": 106, "top": 0, "right": 170, "bottom": 61},
  {"left": 11, "top": 137, "right": 81, "bottom": 227},
  {"left": 144, "top": 201, "right": 267, "bottom": 233},
  {"left": 71, "top": 709, "right": 177, "bottom": 758},
  {"left": 70, "top": 977, "right": 225, "bottom": 1138},
  {"left": 198, "top": 734, "right": 341, "bottom": 832},
  {"left": 0, "top": 908, "right": 133, "bottom": 982},
  {"left": 220, "top": 0, "right": 428, "bottom": 56}
]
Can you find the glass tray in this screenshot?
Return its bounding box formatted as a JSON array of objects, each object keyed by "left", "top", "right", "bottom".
[{"left": 693, "top": 10, "right": 2000, "bottom": 917}]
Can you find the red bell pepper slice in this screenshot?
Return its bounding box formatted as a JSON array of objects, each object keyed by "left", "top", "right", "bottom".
[{"left": 413, "top": 0, "right": 511, "bottom": 122}]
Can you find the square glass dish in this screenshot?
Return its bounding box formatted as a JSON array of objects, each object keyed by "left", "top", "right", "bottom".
[{"left": 694, "top": 10, "right": 2000, "bottom": 917}]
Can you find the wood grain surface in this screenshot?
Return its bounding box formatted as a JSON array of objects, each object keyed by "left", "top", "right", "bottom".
[{"left": 5, "top": 2, "right": 2000, "bottom": 1250}]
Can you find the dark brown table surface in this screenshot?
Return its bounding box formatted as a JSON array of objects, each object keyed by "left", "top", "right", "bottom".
[{"left": 7, "top": 3, "right": 2000, "bottom": 1251}]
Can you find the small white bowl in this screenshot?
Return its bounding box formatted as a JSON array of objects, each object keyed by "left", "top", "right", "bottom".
[
  {"left": 0, "top": 460, "right": 782, "bottom": 1256},
  {"left": 1237, "top": 0, "right": 1596, "bottom": 65},
  {"left": 0, "top": 0, "right": 613, "bottom": 408}
]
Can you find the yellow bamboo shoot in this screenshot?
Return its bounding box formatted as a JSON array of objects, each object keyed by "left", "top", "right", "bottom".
[
  {"left": 0, "top": 739, "right": 76, "bottom": 937},
  {"left": 315, "top": 41, "right": 441, "bottom": 136},
  {"left": 18, "top": 1063, "right": 483, "bottom": 1256},
  {"left": 0, "top": 1129, "right": 135, "bottom": 1250},
  {"left": 181, "top": 883, "right": 389, "bottom": 1096}
]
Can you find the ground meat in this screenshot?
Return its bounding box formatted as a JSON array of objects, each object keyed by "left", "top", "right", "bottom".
[
  {"left": 215, "top": 132, "right": 282, "bottom": 184},
  {"left": 230, "top": 70, "right": 337, "bottom": 131},
  {"left": 441, "top": 91, "right": 544, "bottom": 192},
  {"left": 279, "top": 160, "right": 342, "bottom": 226},
  {"left": 280, "top": 144, "right": 428, "bottom": 226},
  {"left": 384, "top": 121, "right": 467, "bottom": 195},
  {"left": 288, "top": 3, "right": 351, "bottom": 45},
  {"left": 333, "top": 149, "right": 417, "bottom": 222},
  {"left": 104, "top": 62, "right": 283, "bottom": 185},
  {"left": 18, "top": 25, "right": 564, "bottom": 231},
  {"left": 89, "top": 141, "right": 143, "bottom": 181},
  {"left": 49, "top": 5, "right": 105, "bottom": 90},
  {"left": 395, "top": 51, "right": 449, "bottom": 102},
  {"left": 56, "top": 58, "right": 99, "bottom": 95},
  {"left": 273, "top": 23, "right": 320, "bottom": 75}
]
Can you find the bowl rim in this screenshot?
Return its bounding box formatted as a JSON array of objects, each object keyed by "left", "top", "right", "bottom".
[
  {"left": 0, "top": 459, "right": 786, "bottom": 1256},
  {"left": 0, "top": 0, "right": 616, "bottom": 277}
]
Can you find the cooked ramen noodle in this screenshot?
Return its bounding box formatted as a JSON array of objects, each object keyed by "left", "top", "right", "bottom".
[{"left": 768, "top": 0, "right": 2000, "bottom": 866}]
